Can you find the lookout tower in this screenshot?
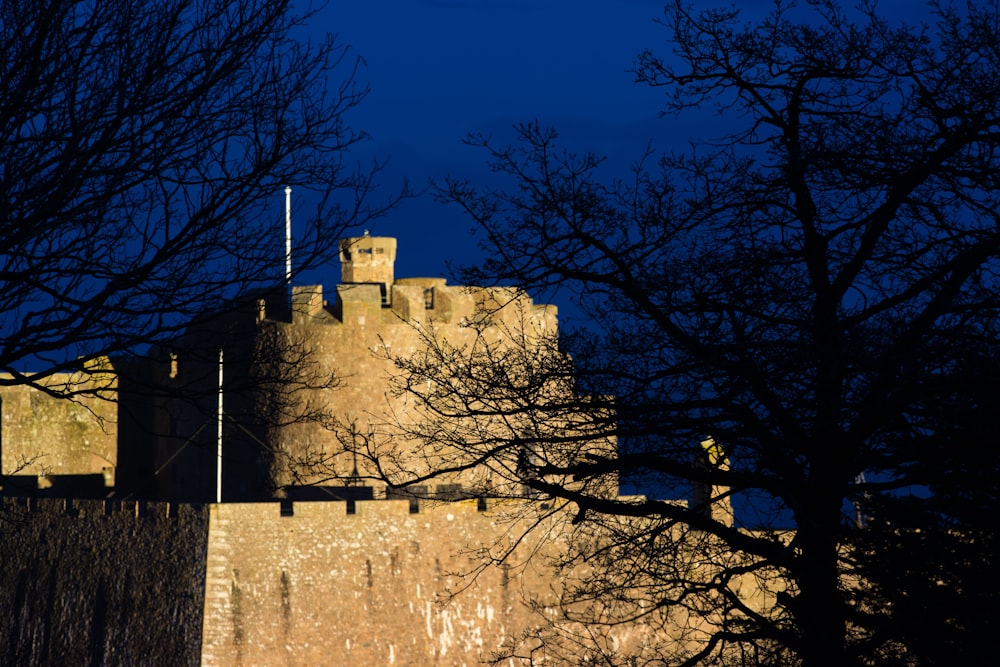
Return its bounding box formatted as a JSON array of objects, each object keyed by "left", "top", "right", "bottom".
[{"left": 339, "top": 235, "right": 396, "bottom": 303}]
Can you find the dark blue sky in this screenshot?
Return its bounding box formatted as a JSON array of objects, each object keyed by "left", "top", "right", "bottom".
[
  {"left": 307, "top": 0, "right": 675, "bottom": 284},
  {"left": 303, "top": 0, "right": 912, "bottom": 291}
]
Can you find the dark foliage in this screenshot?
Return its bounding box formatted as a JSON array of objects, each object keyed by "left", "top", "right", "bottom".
[{"left": 390, "top": 1, "right": 1000, "bottom": 664}]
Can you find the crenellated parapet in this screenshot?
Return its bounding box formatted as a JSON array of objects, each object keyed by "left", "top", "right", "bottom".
[{"left": 0, "top": 494, "right": 685, "bottom": 666}]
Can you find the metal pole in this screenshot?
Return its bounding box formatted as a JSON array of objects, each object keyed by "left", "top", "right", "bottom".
[
  {"left": 285, "top": 185, "right": 292, "bottom": 286},
  {"left": 217, "top": 348, "right": 223, "bottom": 504}
]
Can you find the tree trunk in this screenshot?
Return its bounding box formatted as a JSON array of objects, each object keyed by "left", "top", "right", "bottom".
[{"left": 794, "top": 497, "right": 855, "bottom": 667}]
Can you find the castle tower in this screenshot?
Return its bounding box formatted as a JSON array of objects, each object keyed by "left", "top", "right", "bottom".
[{"left": 339, "top": 235, "right": 396, "bottom": 298}]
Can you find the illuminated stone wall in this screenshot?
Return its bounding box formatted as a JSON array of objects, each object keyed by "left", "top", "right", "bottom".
[
  {"left": 139, "top": 236, "right": 565, "bottom": 501},
  {"left": 203, "top": 499, "right": 532, "bottom": 666},
  {"left": 0, "top": 366, "right": 117, "bottom": 494}
]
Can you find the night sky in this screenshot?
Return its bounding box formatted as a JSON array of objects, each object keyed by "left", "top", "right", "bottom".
[
  {"left": 307, "top": 0, "right": 673, "bottom": 284},
  {"left": 302, "top": 0, "right": 914, "bottom": 296}
]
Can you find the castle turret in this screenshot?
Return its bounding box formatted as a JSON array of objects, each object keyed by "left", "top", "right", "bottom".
[{"left": 339, "top": 235, "right": 396, "bottom": 304}]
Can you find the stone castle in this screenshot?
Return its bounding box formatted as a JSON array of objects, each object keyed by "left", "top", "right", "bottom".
[{"left": 0, "top": 237, "right": 741, "bottom": 665}]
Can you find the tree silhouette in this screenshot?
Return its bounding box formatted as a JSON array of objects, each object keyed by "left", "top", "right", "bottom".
[
  {"left": 381, "top": 1, "right": 1000, "bottom": 665},
  {"left": 0, "top": 0, "right": 393, "bottom": 393}
]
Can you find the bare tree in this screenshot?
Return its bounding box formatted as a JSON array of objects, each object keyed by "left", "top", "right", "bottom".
[
  {"left": 0, "top": 0, "right": 394, "bottom": 393},
  {"left": 379, "top": 1, "right": 1000, "bottom": 665}
]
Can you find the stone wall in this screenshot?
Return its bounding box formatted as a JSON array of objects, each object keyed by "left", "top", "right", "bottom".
[
  {"left": 1, "top": 369, "right": 117, "bottom": 493},
  {"left": 258, "top": 279, "right": 563, "bottom": 496},
  {"left": 1, "top": 496, "right": 759, "bottom": 666},
  {"left": 0, "top": 496, "right": 605, "bottom": 666},
  {"left": 201, "top": 499, "right": 572, "bottom": 667},
  {"left": 0, "top": 497, "right": 208, "bottom": 667}
]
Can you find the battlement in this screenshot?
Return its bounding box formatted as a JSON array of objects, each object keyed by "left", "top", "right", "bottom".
[
  {"left": 218, "top": 495, "right": 499, "bottom": 522},
  {"left": 0, "top": 494, "right": 500, "bottom": 524},
  {"left": 1, "top": 495, "right": 204, "bottom": 521},
  {"left": 290, "top": 279, "right": 556, "bottom": 332}
]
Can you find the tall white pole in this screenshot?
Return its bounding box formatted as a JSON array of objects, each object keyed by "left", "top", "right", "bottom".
[
  {"left": 217, "top": 348, "right": 223, "bottom": 504},
  {"left": 285, "top": 185, "right": 292, "bottom": 286}
]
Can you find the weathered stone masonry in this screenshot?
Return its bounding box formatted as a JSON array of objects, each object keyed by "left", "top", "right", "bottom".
[
  {"left": 201, "top": 499, "right": 563, "bottom": 667},
  {"left": 1, "top": 496, "right": 577, "bottom": 666}
]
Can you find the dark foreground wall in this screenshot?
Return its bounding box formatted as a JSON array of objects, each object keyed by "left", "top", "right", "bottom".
[{"left": 0, "top": 498, "right": 208, "bottom": 667}]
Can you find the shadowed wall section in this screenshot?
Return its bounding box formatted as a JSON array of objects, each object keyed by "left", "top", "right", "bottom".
[{"left": 0, "top": 498, "right": 208, "bottom": 667}]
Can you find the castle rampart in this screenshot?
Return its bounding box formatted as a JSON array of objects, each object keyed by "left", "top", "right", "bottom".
[
  {"left": 1, "top": 496, "right": 658, "bottom": 666},
  {"left": 202, "top": 498, "right": 551, "bottom": 666}
]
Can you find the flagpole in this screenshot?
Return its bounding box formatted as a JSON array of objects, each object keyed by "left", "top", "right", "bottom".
[
  {"left": 217, "top": 348, "right": 223, "bottom": 504},
  {"left": 285, "top": 186, "right": 292, "bottom": 287}
]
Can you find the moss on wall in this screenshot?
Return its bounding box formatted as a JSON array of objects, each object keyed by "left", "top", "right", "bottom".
[{"left": 1, "top": 373, "right": 118, "bottom": 485}]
